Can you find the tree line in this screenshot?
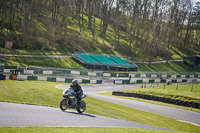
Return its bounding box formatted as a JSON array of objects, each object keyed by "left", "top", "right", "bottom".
[{"left": 0, "top": 0, "right": 199, "bottom": 63}]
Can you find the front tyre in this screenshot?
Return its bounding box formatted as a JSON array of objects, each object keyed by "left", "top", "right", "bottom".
[
  {"left": 60, "top": 99, "right": 69, "bottom": 111},
  {"left": 77, "top": 101, "right": 86, "bottom": 113}
]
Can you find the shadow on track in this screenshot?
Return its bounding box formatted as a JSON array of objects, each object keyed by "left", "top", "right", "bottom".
[{"left": 62, "top": 110, "right": 96, "bottom": 118}]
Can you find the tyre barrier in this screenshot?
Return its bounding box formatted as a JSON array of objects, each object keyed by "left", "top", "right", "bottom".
[
  {"left": 0, "top": 74, "right": 6, "bottom": 80},
  {"left": 112, "top": 91, "right": 200, "bottom": 109}
]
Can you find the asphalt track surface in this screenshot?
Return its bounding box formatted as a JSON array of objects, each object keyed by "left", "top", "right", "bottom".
[{"left": 0, "top": 102, "right": 166, "bottom": 129}]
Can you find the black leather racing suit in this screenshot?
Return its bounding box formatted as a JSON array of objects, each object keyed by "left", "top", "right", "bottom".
[{"left": 70, "top": 84, "right": 83, "bottom": 101}]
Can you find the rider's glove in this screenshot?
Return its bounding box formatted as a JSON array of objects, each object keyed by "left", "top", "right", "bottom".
[{"left": 72, "top": 92, "right": 77, "bottom": 96}]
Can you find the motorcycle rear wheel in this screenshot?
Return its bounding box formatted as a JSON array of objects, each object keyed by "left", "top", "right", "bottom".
[
  {"left": 60, "top": 99, "right": 69, "bottom": 111},
  {"left": 77, "top": 101, "right": 86, "bottom": 113}
]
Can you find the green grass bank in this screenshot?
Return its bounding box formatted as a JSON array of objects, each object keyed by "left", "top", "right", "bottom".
[
  {"left": 121, "top": 83, "right": 200, "bottom": 103},
  {"left": 0, "top": 127, "right": 172, "bottom": 133},
  {"left": 0, "top": 55, "right": 199, "bottom": 73}
]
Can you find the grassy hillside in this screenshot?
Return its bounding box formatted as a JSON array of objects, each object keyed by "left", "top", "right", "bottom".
[
  {"left": 0, "top": 1, "right": 199, "bottom": 72},
  {"left": 0, "top": 15, "right": 121, "bottom": 57},
  {"left": 0, "top": 6, "right": 199, "bottom": 61},
  {"left": 137, "top": 62, "right": 200, "bottom": 73},
  {"left": 0, "top": 56, "right": 86, "bottom": 70}
]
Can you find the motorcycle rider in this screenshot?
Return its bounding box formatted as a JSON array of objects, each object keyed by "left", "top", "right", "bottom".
[{"left": 70, "top": 79, "right": 83, "bottom": 102}]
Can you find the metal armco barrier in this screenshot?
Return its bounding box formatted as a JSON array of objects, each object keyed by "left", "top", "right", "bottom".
[{"left": 15, "top": 75, "right": 102, "bottom": 84}]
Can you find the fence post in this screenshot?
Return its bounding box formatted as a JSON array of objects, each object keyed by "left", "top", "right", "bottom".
[
  {"left": 164, "top": 84, "right": 165, "bottom": 89},
  {"left": 176, "top": 83, "right": 178, "bottom": 90},
  {"left": 191, "top": 83, "right": 194, "bottom": 92}
]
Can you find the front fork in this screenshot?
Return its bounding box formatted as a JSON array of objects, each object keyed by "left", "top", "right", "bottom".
[{"left": 64, "top": 98, "right": 70, "bottom": 108}]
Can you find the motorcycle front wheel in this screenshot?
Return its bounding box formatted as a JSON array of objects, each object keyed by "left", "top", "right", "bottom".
[
  {"left": 76, "top": 101, "right": 86, "bottom": 113},
  {"left": 60, "top": 98, "right": 69, "bottom": 111}
]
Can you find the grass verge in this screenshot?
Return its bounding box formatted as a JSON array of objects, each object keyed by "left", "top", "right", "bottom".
[
  {"left": 120, "top": 83, "right": 200, "bottom": 103},
  {"left": 0, "top": 127, "right": 172, "bottom": 133},
  {"left": 99, "top": 92, "right": 200, "bottom": 113},
  {"left": 0, "top": 80, "right": 199, "bottom": 132}
]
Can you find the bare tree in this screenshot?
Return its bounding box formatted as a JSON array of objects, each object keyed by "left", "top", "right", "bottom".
[{"left": 101, "top": 0, "right": 114, "bottom": 39}]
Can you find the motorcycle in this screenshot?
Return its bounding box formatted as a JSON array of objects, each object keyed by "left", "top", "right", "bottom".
[{"left": 60, "top": 88, "right": 87, "bottom": 113}]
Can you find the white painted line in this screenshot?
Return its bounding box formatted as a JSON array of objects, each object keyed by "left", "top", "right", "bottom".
[{"left": 177, "top": 120, "right": 200, "bottom": 127}]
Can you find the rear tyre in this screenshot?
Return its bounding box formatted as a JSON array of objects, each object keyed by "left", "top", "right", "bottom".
[
  {"left": 60, "top": 99, "right": 69, "bottom": 111},
  {"left": 77, "top": 101, "right": 86, "bottom": 113}
]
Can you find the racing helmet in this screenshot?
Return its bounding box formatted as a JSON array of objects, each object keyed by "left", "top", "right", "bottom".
[{"left": 72, "top": 79, "right": 78, "bottom": 86}]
